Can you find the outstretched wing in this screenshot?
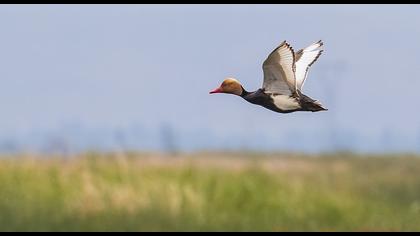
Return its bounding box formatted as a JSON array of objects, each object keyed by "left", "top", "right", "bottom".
[
  {"left": 262, "top": 41, "right": 296, "bottom": 95},
  {"left": 294, "top": 40, "right": 323, "bottom": 91}
]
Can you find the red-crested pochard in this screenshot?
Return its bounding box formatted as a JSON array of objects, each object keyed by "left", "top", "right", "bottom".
[{"left": 210, "top": 40, "right": 327, "bottom": 113}]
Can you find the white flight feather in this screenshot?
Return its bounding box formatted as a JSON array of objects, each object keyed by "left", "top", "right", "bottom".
[
  {"left": 262, "top": 41, "right": 296, "bottom": 95},
  {"left": 294, "top": 41, "right": 323, "bottom": 91}
]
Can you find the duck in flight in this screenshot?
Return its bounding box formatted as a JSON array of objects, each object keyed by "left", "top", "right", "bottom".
[{"left": 209, "top": 40, "right": 327, "bottom": 113}]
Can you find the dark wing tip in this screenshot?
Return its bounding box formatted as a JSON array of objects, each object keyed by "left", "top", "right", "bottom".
[
  {"left": 265, "top": 40, "right": 295, "bottom": 65},
  {"left": 307, "top": 50, "right": 323, "bottom": 67},
  {"left": 317, "top": 40, "right": 324, "bottom": 47}
]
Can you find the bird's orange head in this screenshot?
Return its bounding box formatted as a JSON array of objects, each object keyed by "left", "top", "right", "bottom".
[{"left": 209, "top": 78, "right": 243, "bottom": 96}]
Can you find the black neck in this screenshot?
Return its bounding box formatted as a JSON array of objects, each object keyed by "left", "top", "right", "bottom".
[{"left": 240, "top": 86, "right": 250, "bottom": 97}]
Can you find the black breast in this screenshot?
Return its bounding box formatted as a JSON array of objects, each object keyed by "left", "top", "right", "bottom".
[
  {"left": 241, "top": 89, "right": 293, "bottom": 113},
  {"left": 242, "top": 89, "right": 270, "bottom": 105}
]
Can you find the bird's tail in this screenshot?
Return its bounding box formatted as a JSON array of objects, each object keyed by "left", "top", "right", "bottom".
[
  {"left": 307, "top": 100, "right": 328, "bottom": 112},
  {"left": 300, "top": 93, "right": 328, "bottom": 112}
]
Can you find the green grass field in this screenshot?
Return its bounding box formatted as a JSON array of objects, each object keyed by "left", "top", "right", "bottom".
[{"left": 0, "top": 152, "right": 420, "bottom": 231}]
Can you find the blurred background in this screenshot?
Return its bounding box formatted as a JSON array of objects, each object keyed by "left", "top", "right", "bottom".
[
  {"left": 1, "top": 5, "right": 420, "bottom": 232},
  {"left": 1, "top": 4, "right": 419, "bottom": 155}
]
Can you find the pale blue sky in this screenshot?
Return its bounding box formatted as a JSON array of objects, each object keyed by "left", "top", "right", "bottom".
[{"left": 1, "top": 4, "right": 420, "bottom": 153}]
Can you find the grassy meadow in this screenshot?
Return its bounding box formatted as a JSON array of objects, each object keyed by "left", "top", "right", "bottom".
[{"left": 0, "top": 152, "right": 420, "bottom": 231}]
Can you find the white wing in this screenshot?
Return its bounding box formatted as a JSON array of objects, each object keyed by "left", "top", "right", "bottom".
[
  {"left": 294, "top": 40, "right": 323, "bottom": 91},
  {"left": 262, "top": 41, "right": 296, "bottom": 95}
]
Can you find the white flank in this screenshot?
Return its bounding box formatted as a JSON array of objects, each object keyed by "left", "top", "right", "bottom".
[{"left": 272, "top": 95, "right": 301, "bottom": 111}]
